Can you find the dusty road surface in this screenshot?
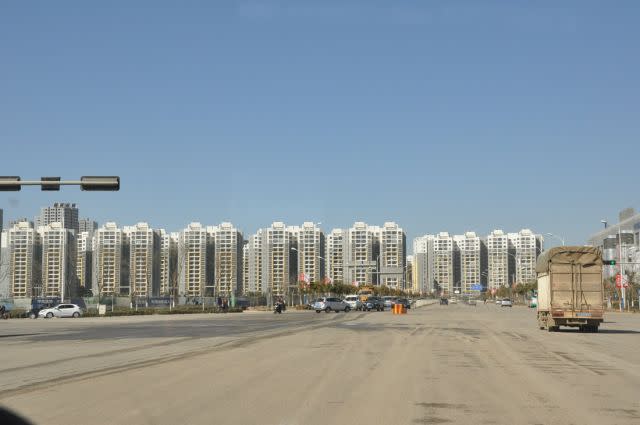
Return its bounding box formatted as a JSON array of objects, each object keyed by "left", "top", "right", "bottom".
[{"left": 1, "top": 304, "right": 639, "bottom": 425}]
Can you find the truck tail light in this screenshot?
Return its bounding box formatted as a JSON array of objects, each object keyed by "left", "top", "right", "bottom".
[{"left": 552, "top": 310, "right": 564, "bottom": 317}]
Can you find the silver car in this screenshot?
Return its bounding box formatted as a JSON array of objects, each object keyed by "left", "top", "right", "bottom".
[
  {"left": 38, "top": 303, "right": 83, "bottom": 318},
  {"left": 343, "top": 295, "right": 362, "bottom": 311},
  {"left": 313, "top": 297, "right": 350, "bottom": 313}
]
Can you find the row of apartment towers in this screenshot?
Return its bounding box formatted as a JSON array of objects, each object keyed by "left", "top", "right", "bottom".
[
  {"left": 412, "top": 230, "right": 544, "bottom": 295},
  {"left": 1, "top": 218, "right": 407, "bottom": 299}
]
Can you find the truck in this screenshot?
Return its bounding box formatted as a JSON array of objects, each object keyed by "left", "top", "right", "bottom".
[
  {"left": 357, "top": 285, "right": 375, "bottom": 302},
  {"left": 536, "top": 246, "right": 604, "bottom": 333}
]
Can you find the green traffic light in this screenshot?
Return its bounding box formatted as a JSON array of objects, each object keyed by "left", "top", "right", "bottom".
[{"left": 607, "top": 260, "right": 616, "bottom": 266}]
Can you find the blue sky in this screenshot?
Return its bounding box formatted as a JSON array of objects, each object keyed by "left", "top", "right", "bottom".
[{"left": 1, "top": 0, "right": 638, "bottom": 248}]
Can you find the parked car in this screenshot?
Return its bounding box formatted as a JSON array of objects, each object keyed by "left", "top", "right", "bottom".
[
  {"left": 500, "top": 299, "right": 513, "bottom": 308},
  {"left": 313, "top": 297, "right": 350, "bottom": 313},
  {"left": 383, "top": 296, "right": 397, "bottom": 309},
  {"left": 362, "top": 297, "right": 385, "bottom": 311},
  {"left": 38, "top": 304, "right": 83, "bottom": 318},
  {"left": 495, "top": 299, "right": 502, "bottom": 305},
  {"left": 343, "top": 295, "right": 362, "bottom": 311},
  {"left": 394, "top": 298, "right": 411, "bottom": 309}
]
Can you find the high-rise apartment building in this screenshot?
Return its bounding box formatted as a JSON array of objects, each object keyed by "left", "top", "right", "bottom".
[
  {"left": 346, "top": 222, "right": 378, "bottom": 286},
  {"left": 508, "top": 229, "right": 543, "bottom": 285},
  {"left": 178, "top": 223, "right": 208, "bottom": 297},
  {"left": 158, "top": 230, "right": 172, "bottom": 295},
  {"left": 378, "top": 222, "right": 406, "bottom": 289},
  {"left": 412, "top": 236, "right": 430, "bottom": 294},
  {"left": 8, "top": 221, "right": 40, "bottom": 298},
  {"left": 453, "top": 232, "right": 486, "bottom": 294},
  {"left": 209, "top": 222, "right": 243, "bottom": 297},
  {"left": 93, "top": 222, "right": 123, "bottom": 295},
  {"left": 244, "top": 229, "right": 265, "bottom": 293},
  {"left": 76, "top": 231, "right": 93, "bottom": 292},
  {"left": 39, "top": 222, "right": 76, "bottom": 298},
  {"left": 431, "top": 232, "right": 454, "bottom": 295},
  {"left": 79, "top": 218, "right": 98, "bottom": 233},
  {"left": 242, "top": 241, "right": 249, "bottom": 293},
  {"left": 292, "top": 222, "right": 325, "bottom": 283},
  {"left": 124, "top": 223, "right": 159, "bottom": 298},
  {"left": 36, "top": 203, "right": 79, "bottom": 233},
  {"left": 326, "top": 229, "right": 347, "bottom": 284},
  {"left": 265, "top": 222, "right": 297, "bottom": 297},
  {"left": 0, "top": 230, "right": 9, "bottom": 298},
  {"left": 487, "top": 229, "right": 509, "bottom": 290}
]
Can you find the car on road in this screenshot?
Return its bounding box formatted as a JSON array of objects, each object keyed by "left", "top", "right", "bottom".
[
  {"left": 362, "top": 297, "right": 385, "bottom": 311},
  {"left": 394, "top": 298, "right": 411, "bottom": 309},
  {"left": 495, "top": 299, "right": 502, "bottom": 305},
  {"left": 449, "top": 298, "right": 458, "bottom": 304},
  {"left": 500, "top": 299, "right": 513, "bottom": 308},
  {"left": 440, "top": 298, "right": 449, "bottom": 305},
  {"left": 383, "top": 296, "right": 397, "bottom": 309},
  {"left": 467, "top": 299, "right": 477, "bottom": 306},
  {"left": 38, "top": 304, "right": 83, "bottom": 318},
  {"left": 313, "top": 297, "right": 350, "bottom": 313},
  {"left": 343, "top": 295, "right": 362, "bottom": 311}
]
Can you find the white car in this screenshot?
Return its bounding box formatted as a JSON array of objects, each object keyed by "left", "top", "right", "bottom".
[
  {"left": 343, "top": 295, "right": 362, "bottom": 311},
  {"left": 313, "top": 297, "right": 350, "bottom": 313},
  {"left": 38, "top": 304, "right": 83, "bottom": 318},
  {"left": 500, "top": 299, "right": 513, "bottom": 308}
]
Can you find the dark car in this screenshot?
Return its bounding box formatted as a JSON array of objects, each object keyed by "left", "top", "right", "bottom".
[
  {"left": 440, "top": 298, "right": 449, "bottom": 305},
  {"left": 26, "top": 297, "right": 61, "bottom": 319},
  {"left": 394, "top": 298, "right": 411, "bottom": 309},
  {"left": 362, "top": 297, "right": 385, "bottom": 311}
]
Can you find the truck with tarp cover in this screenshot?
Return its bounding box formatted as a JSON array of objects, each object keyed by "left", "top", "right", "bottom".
[{"left": 536, "top": 246, "right": 604, "bottom": 332}]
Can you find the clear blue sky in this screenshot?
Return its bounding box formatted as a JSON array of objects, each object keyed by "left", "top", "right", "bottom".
[{"left": 1, "top": 0, "right": 638, "bottom": 248}]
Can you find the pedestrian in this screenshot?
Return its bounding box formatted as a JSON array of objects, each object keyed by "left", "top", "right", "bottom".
[
  {"left": 222, "top": 298, "right": 229, "bottom": 313},
  {"left": 217, "top": 296, "right": 223, "bottom": 310}
]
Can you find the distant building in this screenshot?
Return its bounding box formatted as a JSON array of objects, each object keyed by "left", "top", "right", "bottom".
[
  {"left": 431, "top": 232, "right": 454, "bottom": 295},
  {"left": 589, "top": 208, "right": 640, "bottom": 280},
  {"left": 291, "top": 222, "right": 325, "bottom": 284},
  {"left": 487, "top": 230, "right": 509, "bottom": 290},
  {"left": 7, "top": 221, "right": 40, "bottom": 298},
  {"left": 265, "top": 222, "right": 297, "bottom": 297},
  {"left": 123, "top": 223, "right": 160, "bottom": 298},
  {"left": 347, "top": 222, "right": 378, "bottom": 286},
  {"left": 326, "top": 229, "right": 348, "bottom": 284},
  {"left": 39, "top": 222, "right": 76, "bottom": 298},
  {"left": 178, "top": 223, "right": 209, "bottom": 297},
  {"left": 508, "top": 229, "right": 543, "bottom": 285},
  {"left": 158, "top": 230, "right": 172, "bottom": 296},
  {"left": 412, "top": 236, "right": 429, "bottom": 294},
  {"left": 208, "top": 222, "right": 244, "bottom": 297},
  {"left": 454, "top": 232, "right": 486, "bottom": 294},
  {"left": 93, "top": 222, "right": 123, "bottom": 296},
  {"left": 244, "top": 229, "right": 265, "bottom": 294},
  {"left": 377, "top": 222, "right": 406, "bottom": 289},
  {"left": 79, "top": 218, "right": 98, "bottom": 233},
  {"left": 76, "top": 231, "right": 93, "bottom": 293},
  {"left": 36, "top": 203, "right": 79, "bottom": 233}
]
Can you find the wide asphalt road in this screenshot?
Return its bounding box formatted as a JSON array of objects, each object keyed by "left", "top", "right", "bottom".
[{"left": 1, "top": 304, "right": 639, "bottom": 425}]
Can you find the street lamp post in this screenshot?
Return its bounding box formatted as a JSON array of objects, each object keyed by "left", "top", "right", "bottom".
[{"left": 546, "top": 233, "right": 565, "bottom": 246}]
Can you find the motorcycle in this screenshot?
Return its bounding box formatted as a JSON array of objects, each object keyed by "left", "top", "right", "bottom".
[{"left": 273, "top": 302, "right": 285, "bottom": 314}]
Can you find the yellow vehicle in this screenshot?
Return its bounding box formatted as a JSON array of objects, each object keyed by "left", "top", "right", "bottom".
[{"left": 357, "top": 286, "right": 374, "bottom": 302}]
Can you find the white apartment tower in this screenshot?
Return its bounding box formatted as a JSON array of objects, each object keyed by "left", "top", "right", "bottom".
[
  {"left": 40, "top": 222, "right": 76, "bottom": 298},
  {"left": 294, "top": 222, "right": 325, "bottom": 283},
  {"left": 36, "top": 203, "right": 79, "bottom": 233},
  {"left": 432, "top": 232, "right": 454, "bottom": 294},
  {"left": 378, "top": 222, "right": 406, "bottom": 289},
  {"left": 412, "top": 236, "right": 430, "bottom": 294},
  {"left": 93, "top": 222, "right": 123, "bottom": 295},
  {"left": 242, "top": 242, "right": 249, "bottom": 293},
  {"left": 454, "top": 232, "right": 486, "bottom": 294},
  {"left": 508, "top": 229, "right": 543, "bottom": 285},
  {"left": 159, "top": 230, "right": 171, "bottom": 295},
  {"left": 347, "top": 222, "right": 377, "bottom": 286},
  {"left": 76, "top": 231, "right": 93, "bottom": 291},
  {"left": 178, "top": 223, "right": 208, "bottom": 297},
  {"left": 487, "top": 230, "right": 509, "bottom": 290},
  {"left": 326, "top": 229, "right": 348, "bottom": 284},
  {"left": 266, "top": 222, "right": 296, "bottom": 297},
  {"left": 8, "top": 221, "right": 40, "bottom": 298},
  {"left": 244, "top": 229, "right": 265, "bottom": 293},
  {"left": 124, "top": 223, "right": 159, "bottom": 298},
  {"left": 210, "top": 222, "right": 243, "bottom": 296}
]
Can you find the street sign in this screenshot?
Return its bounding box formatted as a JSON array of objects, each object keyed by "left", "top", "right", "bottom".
[{"left": 470, "top": 284, "right": 482, "bottom": 291}]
